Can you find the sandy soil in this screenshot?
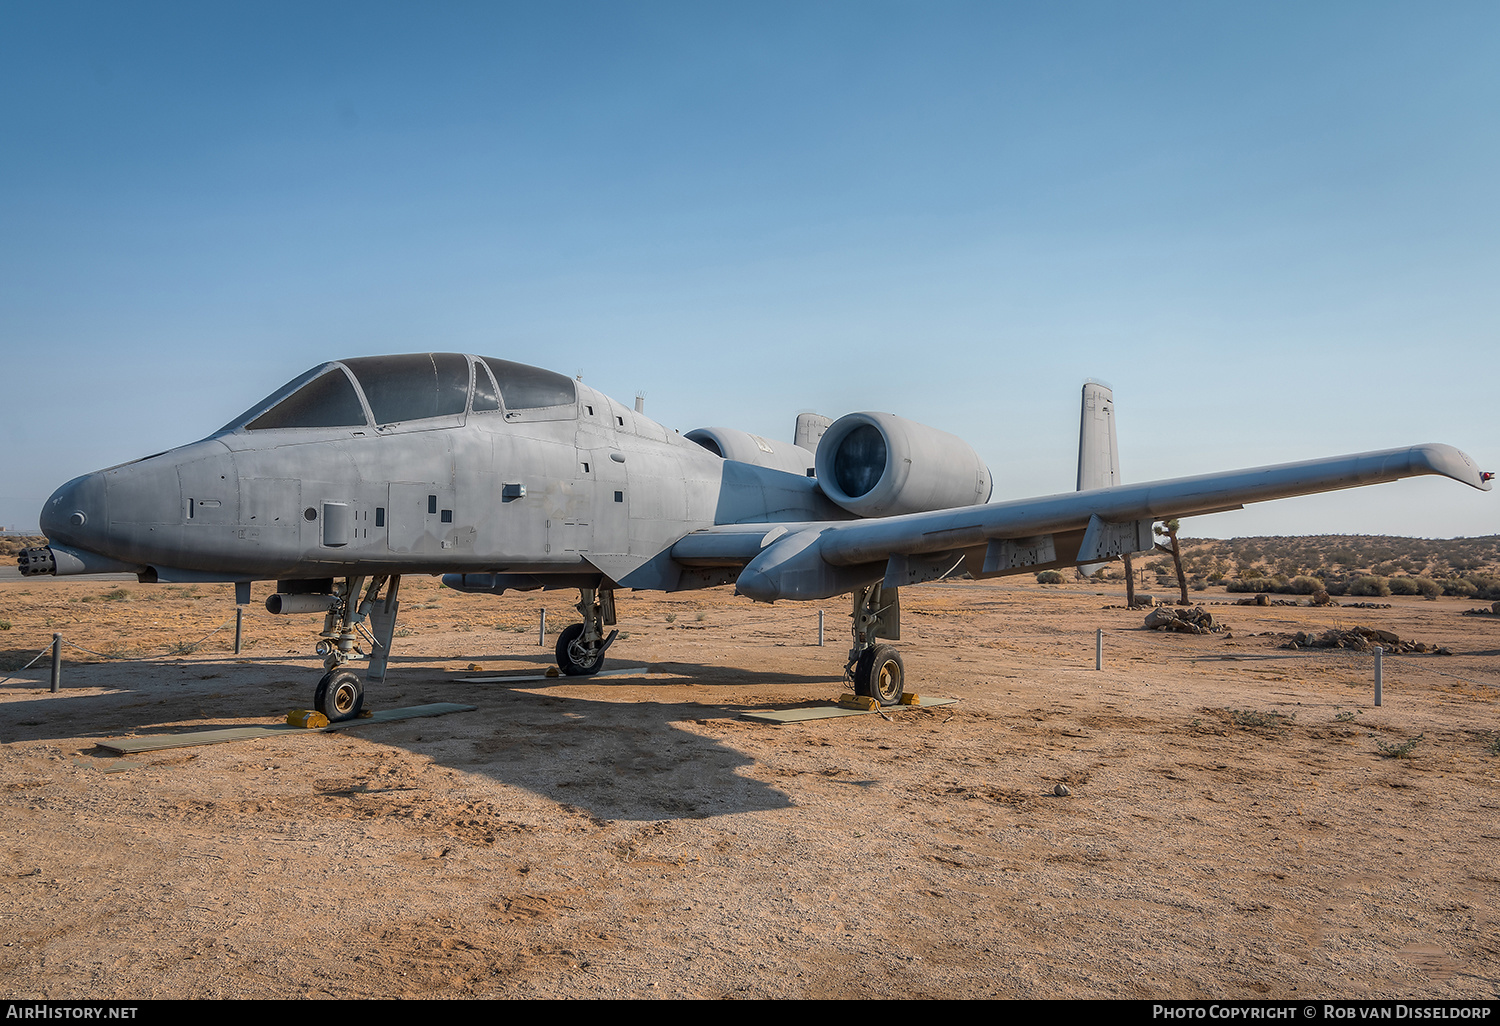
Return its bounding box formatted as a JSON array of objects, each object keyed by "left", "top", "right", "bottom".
[{"left": 1, "top": 575, "right": 1497, "bottom": 999}]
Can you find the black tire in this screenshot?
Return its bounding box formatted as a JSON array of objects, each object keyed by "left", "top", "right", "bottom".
[
  {"left": 853, "top": 645, "right": 904, "bottom": 706},
  {"left": 555, "top": 622, "right": 605, "bottom": 676},
  {"left": 316, "top": 667, "right": 365, "bottom": 722}
]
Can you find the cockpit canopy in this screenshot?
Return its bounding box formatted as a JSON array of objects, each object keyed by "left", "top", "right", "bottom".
[{"left": 222, "top": 354, "right": 577, "bottom": 432}]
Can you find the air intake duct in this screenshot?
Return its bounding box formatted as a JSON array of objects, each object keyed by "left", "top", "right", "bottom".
[{"left": 814, "top": 412, "right": 992, "bottom": 517}]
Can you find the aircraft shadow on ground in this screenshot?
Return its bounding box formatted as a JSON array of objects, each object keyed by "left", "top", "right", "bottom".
[{"left": 0, "top": 655, "right": 825, "bottom": 821}]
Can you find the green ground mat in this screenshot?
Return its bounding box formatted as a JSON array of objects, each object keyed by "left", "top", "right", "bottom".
[
  {"left": 458, "top": 666, "right": 651, "bottom": 683},
  {"left": 743, "top": 695, "right": 957, "bottom": 724},
  {"left": 95, "top": 702, "right": 477, "bottom": 754}
]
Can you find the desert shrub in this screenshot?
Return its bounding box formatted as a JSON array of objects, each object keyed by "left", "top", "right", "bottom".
[
  {"left": 1035, "top": 570, "right": 1065, "bottom": 584},
  {"left": 1347, "top": 575, "right": 1391, "bottom": 597},
  {"left": 1227, "top": 578, "right": 1276, "bottom": 593},
  {"left": 1226, "top": 708, "right": 1295, "bottom": 735},
  {"left": 1376, "top": 733, "right": 1422, "bottom": 759},
  {"left": 1467, "top": 576, "right": 1500, "bottom": 600},
  {"left": 1442, "top": 578, "right": 1479, "bottom": 598},
  {"left": 1289, "top": 575, "right": 1325, "bottom": 595},
  {"left": 1415, "top": 577, "right": 1441, "bottom": 599},
  {"left": 1387, "top": 576, "right": 1420, "bottom": 596}
]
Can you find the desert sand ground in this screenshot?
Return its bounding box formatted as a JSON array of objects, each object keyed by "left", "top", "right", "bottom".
[{"left": 1, "top": 574, "right": 1497, "bottom": 999}]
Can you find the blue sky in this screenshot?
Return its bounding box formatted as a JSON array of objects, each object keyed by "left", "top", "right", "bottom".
[{"left": 2, "top": 1, "right": 1495, "bottom": 538}]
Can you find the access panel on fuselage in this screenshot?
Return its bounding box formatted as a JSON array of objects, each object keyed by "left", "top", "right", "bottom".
[
  {"left": 484, "top": 424, "right": 592, "bottom": 565},
  {"left": 387, "top": 482, "right": 458, "bottom": 555}
]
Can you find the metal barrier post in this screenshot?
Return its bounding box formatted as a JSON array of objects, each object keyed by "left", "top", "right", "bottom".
[
  {"left": 818, "top": 609, "right": 824, "bottom": 646},
  {"left": 1374, "top": 646, "right": 1383, "bottom": 706},
  {"left": 1095, "top": 628, "right": 1103, "bottom": 671},
  {"left": 234, "top": 606, "right": 244, "bottom": 655},
  {"left": 539, "top": 608, "right": 547, "bottom": 647},
  {"left": 50, "top": 634, "right": 61, "bottom": 693}
]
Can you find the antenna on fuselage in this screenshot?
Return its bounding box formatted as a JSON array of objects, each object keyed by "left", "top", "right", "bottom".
[{"left": 634, "top": 393, "right": 646, "bottom": 413}]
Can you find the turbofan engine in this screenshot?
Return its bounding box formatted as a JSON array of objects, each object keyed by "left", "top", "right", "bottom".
[
  {"left": 814, "top": 412, "right": 992, "bottom": 517},
  {"left": 684, "top": 427, "right": 816, "bottom": 477}
]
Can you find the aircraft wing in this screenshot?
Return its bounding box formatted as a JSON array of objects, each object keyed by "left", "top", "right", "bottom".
[{"left": 670, "top": 442, "right": 1491, "bottom": 602}]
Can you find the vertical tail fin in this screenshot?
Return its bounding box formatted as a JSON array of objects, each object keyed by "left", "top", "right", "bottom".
[
  {"left": 794, "top": 412, "right": 832, "bottom": 453},
  {"left": 1077, "top": 381, "right": 1119, "bottom": 578},
  {"left": 1077, "top": 381, "right": 1119, "bottom": 491}
]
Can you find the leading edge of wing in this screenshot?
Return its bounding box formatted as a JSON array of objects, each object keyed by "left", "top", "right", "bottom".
[
  {"left": 674, "top": 442, "right": 1489, "bottom": 601},
  {"left": 821, "top": 441, "right": 1490, "bottom": 566}
]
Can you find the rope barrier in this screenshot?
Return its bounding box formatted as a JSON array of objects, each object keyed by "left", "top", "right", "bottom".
[
  {"left": 0, "top": 643, "right": 57, "bottom": 686},
  {"left": 61, "top": 618, "right": 235, "bottom": 661},
  {"left": 1, "top": 619, "right": 237, "bottom": 686}
]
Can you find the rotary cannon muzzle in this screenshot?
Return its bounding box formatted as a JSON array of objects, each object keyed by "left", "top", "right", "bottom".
[{"left": 17, "top": 547, "right": 56, "bottom": 576}]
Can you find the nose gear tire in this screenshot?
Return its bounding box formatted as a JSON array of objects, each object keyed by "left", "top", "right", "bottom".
[{"left": 315, "top": 668, "right": 365, "bottom": 722}]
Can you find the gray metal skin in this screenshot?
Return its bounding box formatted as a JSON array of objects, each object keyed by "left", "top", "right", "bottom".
[
  {"left": 34, "top": 358, "right": 845, "bottom": 588},
  {"left": 24, "top": 355, "right": 1492, "bottom": 717}
]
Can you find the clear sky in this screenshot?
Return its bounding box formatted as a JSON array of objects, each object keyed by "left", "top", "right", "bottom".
[{"left": 2, "top": 1, "right": 1495, "bottom": 538}]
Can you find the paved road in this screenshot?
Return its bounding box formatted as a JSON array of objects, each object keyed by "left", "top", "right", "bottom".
[{"left": 0, "top": 567, "right": 137, "bottom": 582}]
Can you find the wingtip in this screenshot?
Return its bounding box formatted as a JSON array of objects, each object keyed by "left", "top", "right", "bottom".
[{"left": 1412, "top": 443, "right": 1492, "bottom": 491}]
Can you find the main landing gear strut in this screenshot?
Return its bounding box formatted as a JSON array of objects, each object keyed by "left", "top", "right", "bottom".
[
  {"left": 309, "top": 574, "right": 401, "bottom": 722},
  {"left": 847, "top": 582, "right": 904, "bottom": 706},
  {"left": 555, "top": 585, "right": 619, "bottom": 676}
]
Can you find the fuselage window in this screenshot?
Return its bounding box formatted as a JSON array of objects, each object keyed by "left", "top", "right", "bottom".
[
  {"left": 471, "top": 359, "right": 502, "bottom": 413},
  {"left": 245, "top": 369, "right": 368, "bottom": 431},
  {"left": 480, "top": 358, "right": 576, "bottom": 410},
  {"left": 343, "top": 354, "right": 471, "bottom": 424}
]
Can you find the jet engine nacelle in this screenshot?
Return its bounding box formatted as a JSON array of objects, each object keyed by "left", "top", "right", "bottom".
[
  {"left": 814, "top": 412, "right": 993, "bottom": 517},
  {"left": 684, "top": 427, "right": 816, "bottom": 477}
]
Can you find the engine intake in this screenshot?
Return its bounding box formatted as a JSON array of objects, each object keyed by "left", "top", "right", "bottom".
[{"left": 814, "top": 412, "right": 992, "bottom": 517}]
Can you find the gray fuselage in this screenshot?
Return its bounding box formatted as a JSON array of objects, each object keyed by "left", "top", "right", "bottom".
[{"left": 38, "top": 356, "right": 845, "bottom": 587}]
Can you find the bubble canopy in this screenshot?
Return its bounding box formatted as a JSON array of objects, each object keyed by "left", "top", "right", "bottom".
[{"left": 221, "top": 354, "right": 577, "bottom": 431}]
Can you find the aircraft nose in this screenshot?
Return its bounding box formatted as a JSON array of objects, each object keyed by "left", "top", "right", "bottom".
[{"left": 39, "top": 472, "right": 107, "bottom": 548}]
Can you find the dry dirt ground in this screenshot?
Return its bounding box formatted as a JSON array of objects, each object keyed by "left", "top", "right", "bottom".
[{"left": 1, "top": 575, "right": 1497, "bottom": 999}]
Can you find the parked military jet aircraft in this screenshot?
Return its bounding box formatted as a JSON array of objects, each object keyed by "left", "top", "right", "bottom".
[{"left": 20, "top": 353, "right": 1491, "bottom": 721}]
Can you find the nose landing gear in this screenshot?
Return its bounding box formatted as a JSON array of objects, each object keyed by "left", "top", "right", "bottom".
[{"left": 302, "top": 574, "right": 401, "bottom": 722}]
